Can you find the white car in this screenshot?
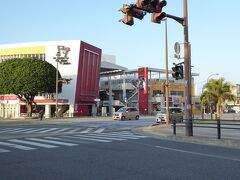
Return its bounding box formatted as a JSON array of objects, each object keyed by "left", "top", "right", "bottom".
[
  {"left": 156, "top": 107, "right": 183, "bottom": 123},
  {"left": 113, "top": 107, "right": 140, "bottom": 120}
]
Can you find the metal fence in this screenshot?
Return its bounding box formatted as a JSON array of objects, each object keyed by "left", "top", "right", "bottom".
[{"left": 172, "top": 118, "right": 240, "bottom": 139}]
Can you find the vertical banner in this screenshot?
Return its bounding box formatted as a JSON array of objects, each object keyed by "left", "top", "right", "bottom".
[{"left": 138, "top": 67, "right": 148, "bottom": 115}]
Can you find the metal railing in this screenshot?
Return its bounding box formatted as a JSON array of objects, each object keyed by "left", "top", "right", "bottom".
[{"left": 172, "top": 118, "right": 240, "bottom": 139}]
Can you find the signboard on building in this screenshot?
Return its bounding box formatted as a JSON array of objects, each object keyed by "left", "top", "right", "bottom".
[{"left": 138, "top": 67, "right": 148, "bottom": 114}]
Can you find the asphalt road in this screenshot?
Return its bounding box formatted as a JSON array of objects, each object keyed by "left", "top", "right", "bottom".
[
  {"left": 0, "top": 133, "right": 240, "bottom": 180},
  {"left": 0, "top": 117, "right": 240, "bottom": 180}
]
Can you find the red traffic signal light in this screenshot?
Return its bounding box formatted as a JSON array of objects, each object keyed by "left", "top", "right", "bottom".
[
  {"left": 136, "top": 0, "right": 151, "bottom": 8},
  {"left": 152, "top": 0, "right": 167, "bottom": 12},
  {"left": 151, "top": 0, "right": 167, "bottom": 23},
  {"left": 136, "top": 0, "right": 167, "bottom": 13}
]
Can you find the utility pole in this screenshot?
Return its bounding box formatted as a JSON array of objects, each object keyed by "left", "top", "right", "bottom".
[
  {"left": 183, "top": 0, "right": 192, "bottom": 136},
  {"left": 164, "top": 18, "right": 170, "bottom": 124}
]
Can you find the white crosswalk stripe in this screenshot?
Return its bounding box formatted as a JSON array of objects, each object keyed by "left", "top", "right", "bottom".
[
  {"left": 66, "top": 128, "right": 83, "bottom": 133},
  {"left": 0, "top": 128, "right": 24, "bottom": 133},
  {"left": 74, "top": 134, "right": 125, "bottom": 141},
  {"left": 0, "top": 131, "right": 148, "bottom": 154},
  {"left": 0, "top": 141, "right": 36, "bottom": 150},
  {"left": 92, "top": 128, "right": 105, "bottom": 133},
  {"left": 69, "top": 136, "right": 111, "bottom": 142},
  {"left": 79, "top": 128, "right": 94, "bottom": 133},
  {"left": 9, "top": 128, "right": 36, "bottom": 133},
  {"left": 52, "top": 128, "right": 72, "bottom": 133},
  {"left": 36, "top": 128, "right": 59, "bottom": 133},
  {"left": 85, "top": 133, "right": 139, "bottom": 139},
  {"left": 24, "top": 128, "right": 49, "bottom": 133},
  {"left": 0, "top": 148, "right": 10, "bottom": 153},
  {"left": 44, "top": 137, "right": 91, "bottom": 144},
  {"left": 0, "top": 127, "right": 106, "bottom": 134},
  {"left": 26, "top": 138, "right": 78, "bottom": 146},
  {"left": 8, "top": 139, "right": 58, "bottom": 148}
]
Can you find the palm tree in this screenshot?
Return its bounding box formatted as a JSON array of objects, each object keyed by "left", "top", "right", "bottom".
[{"left": 201, "top": 78, "right": 236, "bottom": 117}]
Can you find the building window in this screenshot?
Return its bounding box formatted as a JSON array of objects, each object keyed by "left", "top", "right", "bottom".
[{"left": 170, "top": 91, "right": 184, "bottom": 97}]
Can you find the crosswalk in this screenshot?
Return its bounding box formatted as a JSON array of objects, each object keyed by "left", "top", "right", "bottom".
[
  {"left": 0, "top": 131, "right": 148, "bottom": 154},
  {"left": 0, "top": 127, "right": 106, "bottom": 134}
]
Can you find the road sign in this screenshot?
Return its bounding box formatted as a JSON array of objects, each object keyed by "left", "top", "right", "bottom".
[{"left": 174, "top": 42, "right": 181, "bottom": 54}]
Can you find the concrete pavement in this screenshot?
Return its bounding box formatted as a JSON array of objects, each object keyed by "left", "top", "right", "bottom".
[
  {"left": 1, "top": 115, "right": 240, "bottom": 149},
  {"left": 135, "top": 123, "right": 240, "bottom": 149}
]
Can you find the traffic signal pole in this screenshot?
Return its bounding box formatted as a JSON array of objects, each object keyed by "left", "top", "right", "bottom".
[
  {"left": 118, "top": 0, "right": 193, "bottom": 136},
  {"left": 183, "top": 0, "right": 193, "bottom": 136}
]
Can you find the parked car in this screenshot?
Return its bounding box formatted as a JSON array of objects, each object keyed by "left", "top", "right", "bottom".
[
  {"left": 224, "top": 108, "right": 236, "bottom": 113},
  {"left": 156, "top": 107, "right": 183, "bottom": 123},
  {"left": 113, "top": 107, "right": 139, "bottom": 120}
]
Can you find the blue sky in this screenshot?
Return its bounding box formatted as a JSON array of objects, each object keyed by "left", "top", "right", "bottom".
[{"left": 1, "top": 0, "right": 240, "bottom": 94}]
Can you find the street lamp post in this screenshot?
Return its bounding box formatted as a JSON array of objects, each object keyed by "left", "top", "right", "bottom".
[
  {"left": 206, "top": 73, "right": 219, "bottom": 119},
  {"left": 54, "top": 45, "right": 71, "bottom": 118},
  {"left": 55, "top": 52, "right": 60, "bottom": 117}
]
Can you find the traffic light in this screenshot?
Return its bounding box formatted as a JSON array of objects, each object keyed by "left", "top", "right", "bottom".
[
  {"left": 119, "top": 4, "right": 146, "bottom": 26},
  {"left": 172, "top": 64, "right": 184, "bottom": 80},
  {"left": 136, "top": 0, "right": 151, "bottom": 9},
  {"left": 151, "top": 0, "right": 167, "bottom": 12},
  {"left": 151, "top": 12, "right": 166, "bottom": 23},
  {"left": 136, "top": 0, "right": 166, "bottom": 13},
  {"left": 120, "top": 14, "right": 134, "bottom": 26},
  {"left": 151, "top": 0, "right": 167, "bottom": 23}
]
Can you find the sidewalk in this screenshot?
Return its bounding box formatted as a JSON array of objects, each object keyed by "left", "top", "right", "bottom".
[
  {"left": 135, "top": 123, "right": 240, "bottom": 149},
  {"left": 0, "top": 115, "right": 155, "bottom": 126},
  {"left": 0, "top": 116, "right": 114, "bottom": 125}
]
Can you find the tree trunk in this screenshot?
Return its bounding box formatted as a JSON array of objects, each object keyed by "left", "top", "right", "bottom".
[
  {"left": 216, "top": 104, "right": 221, "bottom": 119},
  {"left": 26, "top": 102, "right": 33, "bottom": 117}
]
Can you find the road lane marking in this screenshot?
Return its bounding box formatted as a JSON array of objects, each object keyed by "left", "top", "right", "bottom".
[
  {"left": 156, "top": 145, "right": 240, "bottom": 162},
  {"left": 66, "top": 128, "right": 83, "bottom": 133},
  {"left": 98, "top": 132, "right": 148, "bottom": 139},
  {"left": 24, "top": 128, "right": 48, "bottom": 133},
  {"left": 44, "top": 137, "right": 91, "bottom": 144},
  {"left": 9, "top": 139, "right": 58, "bottom": 148},
  {"left": 52, "top": 128, "right": 71, "bottom": 133},
  {"left": 92, "top": 128, "right": 105, "bottom": 133},
  {"left": 0, "top": 141, "right": 35, "bottom": 150},
  {"left": 0, "top": 128, "right": 24, "bottom": 133},
  {"left": 70, "top": 136, "right": 111, "bottom": 142},
  {"left": 26, "top": 138, "right": 78, "bottom": 146},
  {"left": 74, "top": 134, "right": 125, "bottom": 141},
  {"left": 86, "top": 132, "right": 141, "bottom": 139},
  {"left": 9, "top": 128, "right": 36, "bottom": 133},
  {"left": 36, "top": 128, "right": 59, "bottom": 133},
  {"left": 79, "top": 128, "right": 94, "bottom": 133},
  {"left": 0, "top": 148, "right": 10, "bottom": 153}
]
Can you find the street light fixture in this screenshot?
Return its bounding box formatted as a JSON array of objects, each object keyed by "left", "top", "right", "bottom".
[{"left": 207, "top": 73, "right": 219, "bottom": 83}]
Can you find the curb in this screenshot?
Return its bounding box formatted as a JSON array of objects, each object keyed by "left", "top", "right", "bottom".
[{"left": 133, "top": 125, "right": 240, "bottom": 149}]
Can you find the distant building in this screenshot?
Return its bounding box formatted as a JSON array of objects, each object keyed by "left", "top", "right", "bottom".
[
  {"left": 99, "top": 67, "right": 200, "bottom": 115},
  {"left": 0, "top": 40, "right": 102, "bottom": 118}
]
